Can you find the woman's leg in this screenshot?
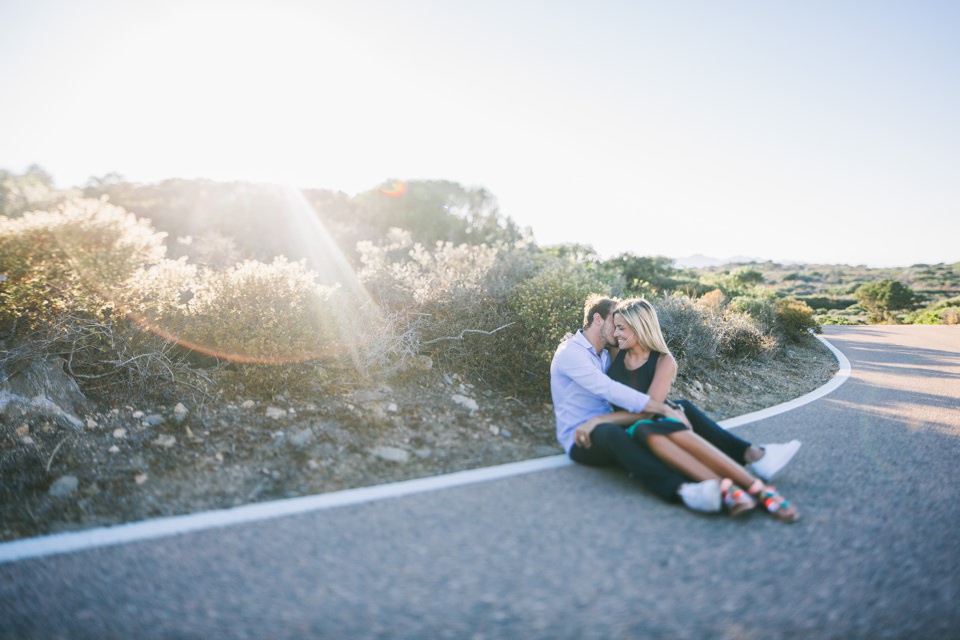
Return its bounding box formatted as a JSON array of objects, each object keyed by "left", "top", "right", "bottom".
[
  {"left": 643, "top": 430, "right": 758, "bottom": 517},
  {"left": 569, "top": 423, "right": 687, "bottom": 503},
  {"left": 666, "top": 430, "right": 757, "bottom": 488},
  {"left": 644, "top": 434, "right": 718, "bottom": 482}
]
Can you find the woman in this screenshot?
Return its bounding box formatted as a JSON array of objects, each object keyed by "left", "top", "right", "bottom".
[{"left": 577, "top": 298, "right": 799, "bottom": 522}]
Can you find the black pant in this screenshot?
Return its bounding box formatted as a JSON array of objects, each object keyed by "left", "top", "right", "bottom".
[
  {"left": 675, "top": 399, "right": 751, "bottom": 463},
  {"left": 568, "top": 400, "right": 753, "bottom": 503}
]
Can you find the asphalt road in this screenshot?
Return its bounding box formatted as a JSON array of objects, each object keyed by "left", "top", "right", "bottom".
[{"left": 2, "top": 326, "right": 959, "bottom": 639}]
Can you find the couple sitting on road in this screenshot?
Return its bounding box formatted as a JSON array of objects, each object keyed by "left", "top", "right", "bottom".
[{"left": 550, "top": 294, "right": 801, "bottom": 522}]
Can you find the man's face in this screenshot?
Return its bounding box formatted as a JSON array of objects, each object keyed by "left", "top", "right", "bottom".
[{"left": 599, "top": 313, "right": 618, "bottom": 349}]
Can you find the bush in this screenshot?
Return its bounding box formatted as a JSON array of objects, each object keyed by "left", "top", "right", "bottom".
[
  {"left": 907, "top": 296, "right": 960, "bottom": 325},
  {"left": 0, "top": 198, "right": 208, "bottom": 398},
  {"left": 506, "top": 257, "right": 613, "bottom": 391},
  {"left": 855, "top": 279, "right": 916, "bottom": 323},
  {"left": 147, "top": 258, "right": 347, "bottom": 373},
  {"left": 711, "top": 311, "right": 774, "bottom": 360},
  {"left": 775, "top": 298, "right": 820, "bottom": 340},
  {"left": 815, "top": 314, "right": 863, "bottom": 326},
  {"left": 0, "top": 197, "right": 166, "bottom": 330},
  {"left": 655, "top": 295, "right": 718, "bottom": 374},
  {"left": 729, "top": 295, "right": 778, "bottom": 334},
  {"left": 0, "top": 198, "right": 352, "bottom": 400},
  {"left": 356, "top": 230, "right": 507, "bottom": 373}
]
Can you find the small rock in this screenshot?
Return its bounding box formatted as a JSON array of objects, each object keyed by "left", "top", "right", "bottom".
[
  {"left": 21, "top": 436, "right": 34, "bottom": 445},
  {"left": 501, "top": 429, "right": 512, "bottom": 438},
  {"left": 108, "top": 445, "right": 120, "bottom": 454},
  {"left": 266, "top": 407, "right": 286, "bottom": 420},
  {"left": 173, "top": 403, "right": 189, "bottom": 422},
  {"left": 86, "top": 417, "right": 99, "bottom": 429},
  {"left": 155, "top": 434, "right": 176, "bottom": 448},
  {"left": 113, "top": 428, "right": 126, "bottom": 439},
  {"left": 49, "top": 476, "right": 79, "bottom": 497},
  {"left": 370, "top": 446, "right": 410, "bottom": 464},
  {"left": 144, "top": 414, "right": 165, "bottom": 427},
  {"left": 290, "top": 428, "right": 315, "bottom": 448},
  {"left": 489, "top": 425, "right": 500, "bottom": 435},
  {"left": 241, "top": 400, "right": 256, "bottom": 410},
  {"left": 132, "top": 410, "right": 145, "bottom": 419},
  {"left": 451, "top": 394, "right": 479, "bottom": 413},
  {"left": 135, "top": 473, "right": 148, "bottom": 484},
  {"left": 386, "top": 403, "right": 399, "bottom": 413},
  {"left": 14, "top": 425, "right": 29, "bottom": 438}
]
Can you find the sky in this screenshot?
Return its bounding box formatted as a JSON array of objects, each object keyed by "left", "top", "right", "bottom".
[{"left": 1, "top": 0, "right": 958, "bottom": 267}]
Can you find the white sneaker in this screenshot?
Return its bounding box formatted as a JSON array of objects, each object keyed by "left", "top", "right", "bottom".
[
  {"left": 747, "top": 440, "right": 802, "bottom": 481},
  {"left": 678, "top": 479, "right": 722, "bottom": 513}
]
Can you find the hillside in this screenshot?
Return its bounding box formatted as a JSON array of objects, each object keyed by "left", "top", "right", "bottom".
[{"left": 1, "top": 332, "right": 837, "bottom": 542}]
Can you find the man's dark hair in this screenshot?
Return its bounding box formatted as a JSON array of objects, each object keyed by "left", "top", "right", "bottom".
[{"left": 582, "top": 294, "right": 618, "bottom": 329}]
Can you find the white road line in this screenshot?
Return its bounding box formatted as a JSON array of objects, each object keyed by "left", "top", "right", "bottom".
[
  {"left": 0, "top": 333, "right": 850, "bottom": 564},
  {"left": 721, "top": 331, "right": 851, "bottom": 429}
]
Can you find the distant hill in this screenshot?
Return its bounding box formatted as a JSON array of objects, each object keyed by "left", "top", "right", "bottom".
[{"left": 673, "top": 254, "right": 768, "bottom": 269}]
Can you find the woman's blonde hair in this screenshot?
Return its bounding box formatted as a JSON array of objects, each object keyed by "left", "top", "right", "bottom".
[{"left": 614, "top": 298, "right": 671, "bottom": 356}]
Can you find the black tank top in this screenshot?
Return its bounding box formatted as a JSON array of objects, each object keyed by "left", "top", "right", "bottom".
[{"left": 608, "top": 350, "right": 661, "bottom": 410}]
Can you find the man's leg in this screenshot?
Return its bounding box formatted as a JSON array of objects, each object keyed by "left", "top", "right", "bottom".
[
  {"left": 676, "top": 399, "right": 752, "bottom": 464},
  {"left": 569, "top": 423, "right": 686, "bottom": 503},
  {"left": 677, "top": 399, "right": 802, "bottom": 480}
]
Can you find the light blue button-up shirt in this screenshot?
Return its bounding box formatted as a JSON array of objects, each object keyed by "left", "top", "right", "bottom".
[{"left": 550, "top": 330, "right": 651, "bottom": 453}]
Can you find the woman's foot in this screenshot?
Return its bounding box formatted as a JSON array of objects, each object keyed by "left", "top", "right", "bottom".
[
  {"left": 747, "top": 480, "right": 800, "bottom": 522},
  {"left": 720, "top": 478, "right": 756, "bottom": 517}
]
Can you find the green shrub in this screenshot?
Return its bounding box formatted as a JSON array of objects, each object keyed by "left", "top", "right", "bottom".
[
  {"left": 506, "top": 257, "right": 612, "bottom": 391},
  {"left": 907, "top": 296, "right": 960, "bottom": 325},
  {"left": 775, "top": 298, "right": 820, "bottom": 340},
  {"left": 729, "top": 295, "right": 778, "bottom": 334},
  {"left": 815, "top": 314, "right": 863, "bottom": 326},
  {"left": 855, "top": 279, "right": 916, "bottom": 323},
  {"left": 796, "top": 295, "right": 857, "bottom": 311}
]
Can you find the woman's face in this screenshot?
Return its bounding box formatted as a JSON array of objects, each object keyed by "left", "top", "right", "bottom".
[{"left": 613, "top": 313, "right": 638, "bottom": 350}]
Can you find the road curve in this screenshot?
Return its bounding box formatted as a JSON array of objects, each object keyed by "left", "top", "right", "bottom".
[{"left": 1, "top": 325, "right": 958, "bottom": 639}]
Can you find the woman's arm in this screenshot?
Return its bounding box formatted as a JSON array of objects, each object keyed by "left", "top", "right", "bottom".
[
  {"left": 646, "top": 353, "right": 677, "bottom": 403},
  {"left": 573, "top": 399, "right": 688, "bottom": 448}
]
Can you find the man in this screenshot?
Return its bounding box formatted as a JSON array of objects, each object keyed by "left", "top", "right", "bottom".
[{"left": 550, "top": 294, "right": 801, "bottom": 513}]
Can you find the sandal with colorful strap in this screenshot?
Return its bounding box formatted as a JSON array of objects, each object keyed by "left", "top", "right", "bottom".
[
  {"left": 747, "top": 479, "right": 800, "bottom": 523},
  {"left": 720, "top": 478, "right": 756, "bottom": 517}
]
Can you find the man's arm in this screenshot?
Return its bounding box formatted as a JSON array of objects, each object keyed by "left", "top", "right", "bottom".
[
  {"left": 556, "top": 347, "right": 653, "bottom": 413},
  {"left": 555, "top": 344, "right": 689, "bottom": 424}
]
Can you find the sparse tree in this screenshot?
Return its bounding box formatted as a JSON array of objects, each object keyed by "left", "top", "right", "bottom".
[{"left": 855, "top": 279, "right": 916, "bottom": 323}]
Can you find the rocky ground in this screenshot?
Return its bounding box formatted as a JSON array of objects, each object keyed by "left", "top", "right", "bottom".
[{"left": 0, "top": 336, "right": 838, "bottom": 542}]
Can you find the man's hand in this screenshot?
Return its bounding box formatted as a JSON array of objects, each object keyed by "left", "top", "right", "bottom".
[
  {"left": 573, "top": 419, "right": 599, "bottom": 449},
  {"left": 647, "top": 400, "right": 691, "bottom": 430}
]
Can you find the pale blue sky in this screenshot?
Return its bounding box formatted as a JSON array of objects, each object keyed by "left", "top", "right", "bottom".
[{"left": 2, "top": 0, "right": 958, "bottom": 267}]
